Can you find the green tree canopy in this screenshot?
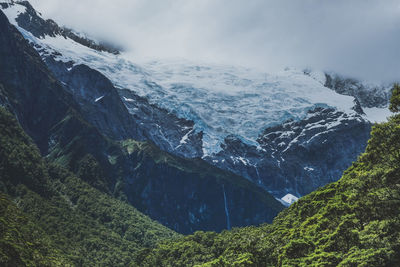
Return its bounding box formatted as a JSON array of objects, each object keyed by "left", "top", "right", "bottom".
[{"left": 389, "top": 83, "right": 400, "bottom": 112}]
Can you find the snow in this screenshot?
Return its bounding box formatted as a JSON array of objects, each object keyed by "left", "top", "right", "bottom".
[
  {"left": 175, "top": 128, "right": 194, "bottom": 149},
  {"left": 132, "top": 61, "right": 357, "bottom": 156},
  {"left": 231, "top": 156, "right": 250, "bottom": 166},
  {"left": 5, "top": 29, "right": 360, "bottom": 155},
  {"left": 307, "top": 70, "right": 326, "bottom": 85},
  {"left": 2, "top": 1, "right": 390, "bottom": 157},
  {"left": 123, "top": 97, "right": 135, "bottom": 102},
  {"left": 95, "top": 95, "right": 104, "bottom": 102},
  {"left": 280, "top": 193, "right": 299, "bottom": 206},
  {"left": 1, "top": 2, "right": 26, "bottom": 25},
  {"left": 179, "top": 129, "right": 193, "bottom": 145},
  {"left": 363, "top": 107, "right": 392, "bottom": 123},
  {"left": 237, "top": 157, "right": 248, "bottom": 166}
]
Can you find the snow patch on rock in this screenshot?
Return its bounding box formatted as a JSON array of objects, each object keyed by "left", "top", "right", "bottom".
[{"left": 280, "top": 194, "right": 299, "bottom": 207}]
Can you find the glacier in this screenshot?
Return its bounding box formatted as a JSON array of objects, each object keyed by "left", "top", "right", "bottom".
[
  {"left": 0, "top": 1, "right": 394, "bottom": 203},
  {"left": 4, "top": 27, "right": 365, "bottom": 156},
  {"left": 1, "top": 1, "right": 391, "bottom": 157}
]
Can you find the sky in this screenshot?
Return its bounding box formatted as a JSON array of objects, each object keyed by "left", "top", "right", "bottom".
[{"left": 29, "top": 0, "right": 400, "bottom": 82}]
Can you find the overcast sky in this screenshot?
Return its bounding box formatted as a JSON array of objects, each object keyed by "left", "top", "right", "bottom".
[{"left": 30, "top": 0, "right": 400, "bottom": 82}]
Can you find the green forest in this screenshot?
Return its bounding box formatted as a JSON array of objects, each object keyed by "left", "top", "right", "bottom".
[
  {"left": 1, "top": 1, "right": 400, "bottom": 265},
  {"left": 0, "top": 108, "right": 178, "bottom": 266},
  {"left": 1, "top": 86, "right": 400, "bottom": 266}
]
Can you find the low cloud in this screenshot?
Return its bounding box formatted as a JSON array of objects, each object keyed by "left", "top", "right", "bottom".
[{"left": 30, "top": 0, "right": 400, "bottom": 82}]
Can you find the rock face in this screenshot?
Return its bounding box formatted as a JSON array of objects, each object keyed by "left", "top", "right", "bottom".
[
  {"left": 324, "top": 73, "right": 391, "bottom": 108},
  {"left": 1, "top": 1, "right": 389, "bottom": 205},
  {"left": 119, "top": 89, "right": 204, "bottom": 158},
  {"left": 120, "top": 140, "right": 283, "bottom": 234},
  {"left": 45, "top": 56, "right": 204, "bottom": 158},
  {"left": 205, "top": 108, "right": 371, "bottom": 199},
  {"left": 7, "top": 0, "right": 121, "bottom": 54},
  {"left": 0, "top": 8, "right": 283, "bottom": 233},
  {"left": 45, "top": 58, "right": 142, "bottom": 141},
  {"left": 0, "top": 7, "right": 74, "bottom": 153}
]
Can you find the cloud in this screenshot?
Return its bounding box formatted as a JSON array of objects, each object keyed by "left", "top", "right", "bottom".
[{"left": 30, "top": 0, "right": 400, "bottom": 82}]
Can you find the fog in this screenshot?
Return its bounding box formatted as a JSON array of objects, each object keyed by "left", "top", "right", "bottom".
[{"left": 30, "top": 0, "right": 400, "bottom": 82}]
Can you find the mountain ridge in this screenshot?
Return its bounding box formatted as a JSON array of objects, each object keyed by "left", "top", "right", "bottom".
[
  {"left": 0, "top": 1, "right": 399, "bottom": 266},
  {"left": 136, "top": 109, "right": 400, "bottom": 266},
  {"left": 0, "top": 6, "right": 283, "bottom": 234},
  {"left": 0, "top": 0, "right": 390, "bottom": 202}
]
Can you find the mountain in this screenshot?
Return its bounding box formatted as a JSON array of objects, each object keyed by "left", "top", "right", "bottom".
[
  {"left": 324, "top": 72, "right": 392, "bottom": 108},
  {"left": 0, "top": 1, "right": 393, "bottom": 205},
  {"left": 0, "top": 107, "right": 179, "bottom": 266},
  {"left": 0, "top": 192, "right": 70, "bottom": 266},
  {"left": 209, "top": 107, "right": 371, "bottom": 199},
  {"left": 136, "top": 107, "right": 400, "bottom": 266},
  {"left": 0, "top": 2, "right": 283, "bottom": 234},
  {"left": 1, "top": 1, "right": 399, "bottom": 266}
]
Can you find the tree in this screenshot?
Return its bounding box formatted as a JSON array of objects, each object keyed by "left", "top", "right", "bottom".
[{"left": 389, "top": 83, "right": 400, "bottom": 113}]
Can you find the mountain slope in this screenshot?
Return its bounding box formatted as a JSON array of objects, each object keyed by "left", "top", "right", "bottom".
[
  {"left": 0, "top": 107, "right": 179, "bottom": 266},
  {"left": 0, "top": 1, "right": 389, "bottom": 202},
  {"left": 0, "top": 6, "right": 283, "bottom": 233},
  {"left": 120, "top": 139, "right": 283, "bottom": 233},
  {"left": 0, "top": 193, "right": 69, "bottom": 266},
  {"left": 137, "top": 111, "right": 400, "bottom": 266}
]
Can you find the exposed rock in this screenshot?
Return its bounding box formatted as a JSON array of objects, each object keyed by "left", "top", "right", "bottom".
[
  {"left": 205, "top": 108, "right": 371, "bottom": 198},
  {"left": 119, "top": 89, "right": 204, "bottom": 158},
  {"left": 14, "top": 1, "right": 120, "bottom": 54},
  {"left": 0, "top": 8, "right": 283, "bottom": 234},
  {"left": 1, "top": 0, "right": 384, "bottom": 208},
  {"left": 324, "top": 73, "right": 391, "bottom": 108}
]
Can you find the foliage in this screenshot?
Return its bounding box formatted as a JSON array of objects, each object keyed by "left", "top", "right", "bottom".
[
  {"left": 0, "top": 193, "right": 69, "bottom": 267},
  {"left": 0, "top": 107, "right": 179, "bottom": 266},
  {"left": 137, "top": 113, "right": 400, "bottom": 266},
  {"left": 3, "top": 81, "right": 400, "bottom": 265},
  {"left": 389, "top": 83, "right": 400, "bottom": 112}
]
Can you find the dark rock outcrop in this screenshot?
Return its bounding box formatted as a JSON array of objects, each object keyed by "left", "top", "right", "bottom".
[
  {"left": 324, "top": 73, "right": 391, "bottom": 108},
  {"left": 120, "top": 140, "right": 283, "bottom": 234},
  {"left": 119, "top": 88, "right": 204, "bottom": 158},
  {"left": 44, "top": 56, "right": 204, "bottom": 158},
  {"left": 205, "top": 108, "right": 372, "bottom": 198}
]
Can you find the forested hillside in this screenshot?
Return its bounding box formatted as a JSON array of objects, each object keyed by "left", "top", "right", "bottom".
[
  {"left": 0, "top": 1, "right": 399, "bottom": 266},
  {"left": 0, "top": 107, "right": 179, "bottom": 266},
  {"left": 137, "top": 106, "right": 400, "bottom": 266}
]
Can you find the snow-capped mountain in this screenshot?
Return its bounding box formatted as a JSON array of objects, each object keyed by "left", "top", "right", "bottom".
[
  {"left": 0, "top": 2, "right": 286, "bottom": 234},
  {"left": 1, "top": 0, "right": 394, "bottom": 205}
]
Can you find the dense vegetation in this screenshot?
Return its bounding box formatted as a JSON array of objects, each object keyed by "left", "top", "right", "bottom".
[
  {"left": 389, "top": 83, "right": 400, "bottom": 112},
  {"left": 137, "top": 111, "right": 400, "bottom": 266},
  {"left": 2, "top": 3, "right": 399, "bottom": 265},
  {"left": 3, "top": 100, "right": 400, "bottom": 266},
  {"left": 0, "top": 107, "right": 179, "bottom": 266},
  {"left": 0, "top": 193, "right": 69, "bottom": 266}
]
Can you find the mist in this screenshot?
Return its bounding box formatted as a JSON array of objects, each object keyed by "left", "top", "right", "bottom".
[{"left": 30, "top": 0, "right": 400, "bottom": 82}]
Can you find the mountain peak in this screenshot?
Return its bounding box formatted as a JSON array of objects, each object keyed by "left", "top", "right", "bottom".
[{"left": 0, "top": 0, "right": 121, "bottom": 54}]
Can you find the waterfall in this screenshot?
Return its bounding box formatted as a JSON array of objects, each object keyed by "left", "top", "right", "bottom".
[
  {"left": 222, "top": 184, "right": 231, "bottom": 230},
  {"left": 255, "top": 166, "right": 261, "bottom": 184}
]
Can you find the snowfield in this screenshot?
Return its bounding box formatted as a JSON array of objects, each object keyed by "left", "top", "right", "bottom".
[{"left": 0, "top": 2, "right": 392, "bottom": 156}]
